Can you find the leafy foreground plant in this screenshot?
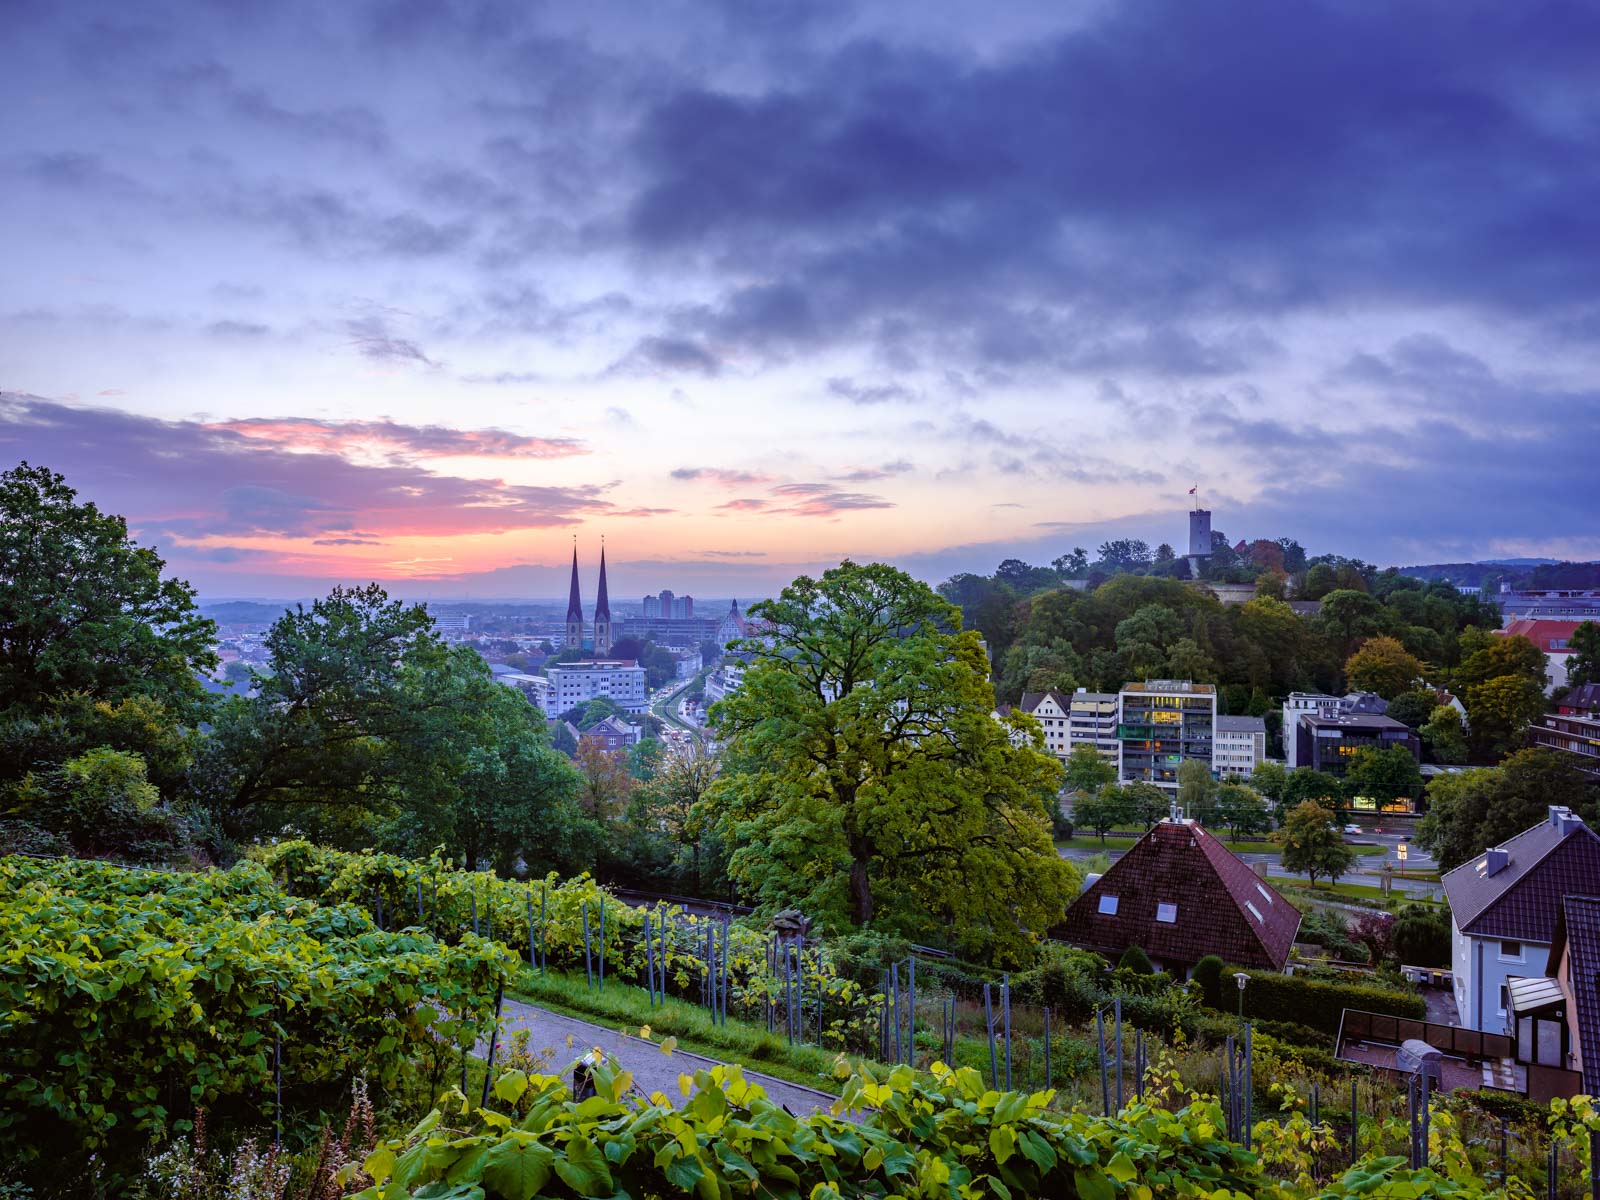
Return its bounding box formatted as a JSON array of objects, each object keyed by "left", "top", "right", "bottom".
[{"left": 352, "top": 1057, "right": 1481, "bottom": 1200}]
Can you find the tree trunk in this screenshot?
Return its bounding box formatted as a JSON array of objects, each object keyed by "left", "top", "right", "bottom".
[{"left": 848, "top": 834, "right": 874, "bottom": 925}]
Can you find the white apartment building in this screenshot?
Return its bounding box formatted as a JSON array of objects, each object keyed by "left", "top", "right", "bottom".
[
  {"left": 1019, "top": 688, "right": 1119, "bottom": 764},
  {"left": 1213, "top": 715, "right": 1266, "bottom": 778},
  {"left": 497, "top": 672, "right": 554, "bottom": 713},
  {"left": 1117, "top": 679, "right": 1216, "bottom": 791},
  {"left": 1019, "top": 690, "right": 1071, "bottom": 759},
  {"left": 546, "top": 659, "right": 648, "bottom": 714},
  {"left": 1281, "top": 692, "right": 1340, "bottom": 768}
]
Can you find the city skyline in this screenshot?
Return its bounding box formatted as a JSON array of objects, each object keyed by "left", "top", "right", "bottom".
[{"left": 5, "top": 0, "right": 1600, "bottom": 598}]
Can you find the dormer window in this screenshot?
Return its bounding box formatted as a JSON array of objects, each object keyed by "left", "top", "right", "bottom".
[{"left": 1098, "top": 895, "right": 1119, "bottom": 915}]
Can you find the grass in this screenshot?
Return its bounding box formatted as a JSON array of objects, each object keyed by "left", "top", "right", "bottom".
[
  {"left": 1269, "top": 877, "right": 1447, "bottom": 909},
  {"left": 508, "top": 967, "right": 873, "bottom": 1095},
  {"left": 1057, "top": 834, "right": 1387, "bottom": 857}
]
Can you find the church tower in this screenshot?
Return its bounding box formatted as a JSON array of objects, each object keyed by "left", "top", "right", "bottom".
[
  {"left": 565, "top": 542, "right": 584, "bottom": 651},
  {"left": 593, "top": 541, "right": 613, "bottom": 654}
]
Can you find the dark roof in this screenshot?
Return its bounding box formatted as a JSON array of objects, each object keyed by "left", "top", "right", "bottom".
[
  {"left": 1442, "top": 809, "right": 1600, "bottom": 941},
  {"left": 1563, "top": 683, "right": 1600, "bottom": 714},
  {"left": 1056, "top": 820, "right": 1301, "bottom": 970},
  {"left": 1020, "top": 690, "right": 1072, "bottom": 714},
  {"left": 1299, "top": 711, "right": 1410, "bottom": 732},
  {"left": 594, "top": 545, "right": 611, "bottom": 621},
  {"left": 1215, "top": 715, "right": 1266, "bottom": 733},
  {"left": 1551, "top": 896, "right": 1600, "bottom": 1097},
  {"left": 566, "top": 545, "right": 583, "bottom": 623}
]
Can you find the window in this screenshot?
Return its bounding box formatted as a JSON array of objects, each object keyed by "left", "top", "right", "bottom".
[
  {"left": 1255, "top": 883, "right": 1274, "bottom": 905},
  {"left": 1156, "top": 902, "right": 1178, "bottom": 924},
  {"left": 1245, "top": 901, "right": 1264, "bottom": 924},
  {"left": 1499, "top": 984, "right": 1509, "bottom": 1016},
  {"left": 1499, "top": 940, "right": 1524, "bottom": 962},
  {"left": 1098, "top": 895, "right": 1119, "bottom": 915}
]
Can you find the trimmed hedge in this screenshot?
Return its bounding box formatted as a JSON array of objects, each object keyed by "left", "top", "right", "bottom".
[{"left": 1228, "top": 966, "right": 1425, "bottom": 1034}]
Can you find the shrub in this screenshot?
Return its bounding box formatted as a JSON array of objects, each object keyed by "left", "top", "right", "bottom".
[
  {"left": 1192, "top": 955, "right": 1225, "bottom": 1007},
  {"left": 1118, "top": 944, "right": 1154, "bottom": 974},
  {"left": 1393, "top": 903, "right": 1452, "bottom": 967},
  {"left": 1225, "top": 966, "right": 1425, "bottom": 1034}
]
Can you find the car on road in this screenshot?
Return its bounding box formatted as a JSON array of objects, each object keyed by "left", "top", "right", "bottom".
[{"left": 1342, "top": 823, "right": 1363, "bottom": 835}]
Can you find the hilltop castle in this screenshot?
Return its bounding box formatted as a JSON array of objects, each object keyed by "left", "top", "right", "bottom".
[{"left": 565, "top": 543, "right": 612, "bottom": 654}]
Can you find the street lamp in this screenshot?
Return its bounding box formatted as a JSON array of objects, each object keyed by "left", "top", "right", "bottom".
[{"left": 1234, "top": 971, "right": 1249, "bottom": 1020}]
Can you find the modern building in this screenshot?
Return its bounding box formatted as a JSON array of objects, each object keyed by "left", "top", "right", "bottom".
[
  {"left": 428, "top": 611, "right": 472, "bottom": 635},
  {"left": 1527, "top": 684, "right": 1600, "bottom": 779},
  {"left": 1117, "top": 679, "right": 1215, "bottom": 791},
  {"left": 1057, "top": 815, "right": 1301, "bottom": 974},
  {"left": 1292, "top": 711, "right": 1420, "bottom": 780},
  {"left": 703, "top": 659, "right": 747, "bottom": 704},
  {"left": 1499, "top": 619, "right": 1588, "bottom": 691},
  {"left": 1498, "top": 592, "right": 1600, "bottom": 621},
  {"left": 1443, "top": 806, "right": 1600, "bottom": 1033},
  {"left": 1282, "top": 693, "right": 1341, "bottom": 768},
  {"left": 657, "top": 590, "right": 675, "bottom": 619},
  {"left": 1068, "top": 690, "right": 1120, "bottom": 763},
  {"left": 617, "top": 614, "right": 722, "bottom": 646},
  {"left": 1213, "top": 715, "right": 1266, "bottom": 778},
  {"left": 642, "top": 594, "right": 660, "bottom": 618},
  {"left": 546, "top": 659, "right": 648, "bottom": 714}
]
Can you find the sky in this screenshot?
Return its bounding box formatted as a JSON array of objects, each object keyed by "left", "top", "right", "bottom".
[{"left": 3, "top": 0, "right": 1599, "bottom": 600}]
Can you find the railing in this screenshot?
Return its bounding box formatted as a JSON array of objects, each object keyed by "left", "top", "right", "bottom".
[{"left": 1337, "top": 1008, "right": 1513, "bottom": 1062}]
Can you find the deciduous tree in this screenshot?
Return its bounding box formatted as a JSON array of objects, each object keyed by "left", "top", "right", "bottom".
[
  {"left": 704, "top": 561, "right": 1077, "bottom": 961},
  {"left": 1344, "top": 636, "right": 1426, "bottom": 699},
  {"left": 1277, "top": 800, "right": 1356, "bottom": 887}
]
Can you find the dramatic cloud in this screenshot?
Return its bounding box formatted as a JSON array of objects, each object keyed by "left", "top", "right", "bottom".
[
  {"left": 672, "top": 467, "right": 776, "bottom": 486},
  {"left": 216, "top": 417, "right": 588, "bottom": 462}
]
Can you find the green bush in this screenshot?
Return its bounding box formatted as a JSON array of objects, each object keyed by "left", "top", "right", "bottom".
[
  {"left": 0, "top": 855, "right": 509, "bottom": 1182},
  {"left": 1393, "top": 903, "right": 1452, "bottom": 967},
  {"left": 1192, "top": 955, "right": 1225, "bottom": 1007},
  {"left": 1226, "top": 966, "right": 1425, "bottom": 1034},
  {"left": 1118, "top": 944, "right": 1154, "bottom": 974}
]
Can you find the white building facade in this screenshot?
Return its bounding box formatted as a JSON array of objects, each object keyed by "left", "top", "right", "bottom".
[
  {"left": 546, "top": 660, "right": 649, "bottom": 714},
  {"left": 1213, "top": 715, "right": 1266, "bottom": 778},
  {"left": 1281, "top": 693, "right": 1340, "bottom": 768}
]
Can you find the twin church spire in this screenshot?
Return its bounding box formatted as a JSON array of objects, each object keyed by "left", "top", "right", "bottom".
[{"left": 564, "top": 540, "right": 612, "bottom": 654}]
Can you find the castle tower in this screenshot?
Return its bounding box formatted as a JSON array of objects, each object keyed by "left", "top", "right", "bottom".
[
  {"left": 565, "top": 542, "right": 584, "bottom": 651},
  {"left": 593, "top": 542, "right": 613, "bottom": 655}
]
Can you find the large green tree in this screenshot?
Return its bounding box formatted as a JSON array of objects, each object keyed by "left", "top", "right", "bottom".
[
  {"left": 1344, "top": 636, "right": 1426, "bottom": 699},
  {"left": 0, "top": 463, "right": 217, "bottom": 722},
  {"left": 1344, "top": 746, "right": 1423, "bottom": 805},
  {"left": 1277, "top": 800, "right": 1356, "bottom": 887},
  {"left": 1569, "top": 621, "right": 1600, "bottom": 689},
  {"left": 1416, "top": 748, "right": 1596, "bottom": 869},
  {"left": 704, "top": 561, "right": 1077, "bottom": 961}
]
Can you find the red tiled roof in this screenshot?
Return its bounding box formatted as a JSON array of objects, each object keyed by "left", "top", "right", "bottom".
[
  {"left": 1055, "top": 821, "right": 1301, "bottom": 970},
  {"left": 1499, "top": 619, "right": 1584, "bottom": 653}
]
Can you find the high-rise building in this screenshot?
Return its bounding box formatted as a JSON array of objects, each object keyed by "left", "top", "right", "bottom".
[
  {"left": 679, "top": 595, "right": 694, "bottom": 619},
  {"left": 1117, "top": 679, "right": 1216, "bottom": 791},
  {"left": 658, "top": 589, "right": 675, "bottom": 618},
  {"left": 565, "top": 545, "right": 584, "bottom": 651},
  {"left": 643, "top": 594, "right": 659, "bottom": 618},
  {"left": 593, "top": 545, "right": 612, "bottom": 655}
]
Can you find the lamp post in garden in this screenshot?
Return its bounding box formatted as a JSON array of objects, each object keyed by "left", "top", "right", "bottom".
[{"left": 1234, "top": 971, "right": 1249, "bottom": 1021}]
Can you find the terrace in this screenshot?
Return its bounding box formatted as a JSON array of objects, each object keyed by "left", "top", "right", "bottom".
[{"left": 1335, "top": 1008, "right": 1581, "bottom": 1103}]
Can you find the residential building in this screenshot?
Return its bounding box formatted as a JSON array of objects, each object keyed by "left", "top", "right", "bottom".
[
  {"left": 1499, "top": 618, "right": 1588, "bottom": 691},
  {"left": 1116, "top": 679, "right": 1216, "bottom": 791},
  {"left": 1527, "top": 684, "right": 1600, "bottom": 779},
  {"left": 671, "top": 647, "right": 703, "bottom": 679},
  {"left": 583, "top": 714, "right": 643, "bottom": 753},
  {"left": 1498, "top": 592, "right": 1600, "bottom": 622},
  {"left": 1213, "top": 715, "right": 1266, "bottom": 778},
  {"left": 1339, "top": 691, "right": 1389, "bottom": 716},
  {"left": 1443, "top": 806, "right": 1600, "bottom": 1033},
  {"left": 1019, "top": 690, "right": 1072, "bottom": 760},
  {"left": 1282, "top": 693, "right": 1341, "bottom": 768},
  {"left": 1550, "top": 896, "right": 1600, "bottom": 1097},
  {"left": 617, "top": 614, "right": 722, "bottom": 645},
  {"left": 703, "top": 659, "right": 747, "bottom": 704},
  {"left": 1293, "top": 711, "right": 1420, "bottom": 781},
  {"left": 429, "top": 611, "right": 472, "bottom": 635},
  {"left": 1068, "top": 690, "right": 1120, "bottom": 763},
  {"left": 546, "top": 659, "right": 648, "bottom": 714},
  {"left": 657, "top": 590, "right": 675, "bottom": 619},
  {"left": 1057, "top": 815, "right": 1301, "bottom": 973},
  {"left": 496, "top": 672, "right": 553, "bottom": 713}
]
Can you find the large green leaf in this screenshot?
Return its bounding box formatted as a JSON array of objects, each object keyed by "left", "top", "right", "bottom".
[
  {"left": 553, "top": 1135, "right": 615, "bottom": 1197},
  {"left": 477, "top": 1136, "right": 554, "bottom": 1200}
]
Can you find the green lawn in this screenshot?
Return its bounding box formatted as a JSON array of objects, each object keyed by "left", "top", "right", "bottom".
[
  {"left": 1269, "top": 877, "right": 1447, "bottom": 909},
  {"left": 1057, "top": 834, "right": 1386, "bottom": 857},
  {"left": 509, "top": 968, "right": 877, "bottom": 1094}
]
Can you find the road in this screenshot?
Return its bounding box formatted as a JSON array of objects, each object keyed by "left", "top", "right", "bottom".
[
  {"left": 1058, "top": 828, "right": 1445, "bottom": 900},
  {"left": 488, "top": 998, "right": 847, "bottom": 1117},
  {"left": 649, "top": 673, "right": 702, "bottom": 735}
]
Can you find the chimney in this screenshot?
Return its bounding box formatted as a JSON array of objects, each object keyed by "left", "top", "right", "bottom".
[
  {"left": 1550, "top": 806, "right": 1586, "bottom": 838},
  {"left": 1482, "top": 848, "right": 1510, "bottom": 876}
]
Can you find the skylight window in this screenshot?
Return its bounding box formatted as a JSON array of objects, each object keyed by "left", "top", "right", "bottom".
[
  {"left": 1156, "top": 902, "right": 1178, "bottom": 924},
  {"left": 1255, "top": 883, "right": 1273, "bottom": 905},
  {"left": 1246, "top": 901, "right": 1265, "bottom": 923},
  {"left": 1098, "top": 894, "right": 1119, "bottom": 915}
]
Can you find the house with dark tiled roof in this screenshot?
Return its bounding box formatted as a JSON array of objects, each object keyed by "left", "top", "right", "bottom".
[
  {"left": 1019, "top": 689, "right": 1073, "bottom": 761},
  {"left": 1443, "top": 806, "right": 1600, "bottom": 1033},
  {"left": 1547, "top": 896, "right": 1600, "bottom": 1096},
  {"left": 1056, "top": 816, "right": 1301, "bottom": 973}
]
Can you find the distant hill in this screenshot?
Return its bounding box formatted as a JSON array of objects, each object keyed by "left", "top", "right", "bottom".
[
  {"left": 1399, "top": 560, "right": 1600, "bottom": 588},
  {"left": 201, "top": 600, "right": 295, "bottom": 625}
]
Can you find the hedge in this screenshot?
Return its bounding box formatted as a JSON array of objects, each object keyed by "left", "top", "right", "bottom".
[{"left": 1227, "top": 966, "right": 1425, "bottom": 1034}]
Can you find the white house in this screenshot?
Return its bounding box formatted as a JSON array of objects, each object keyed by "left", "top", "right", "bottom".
[
  {"left": 1213, "top": 715, "right": 1266, "bottom": 778},
  {"left": 1443, "top": 806, "right": 1600, "bottom": 1033},
  {"left": 1019, "top": 689, "right": 1072, "bottom": 760},
  {"left": 1281, "top": 693, "right": 1340, "bottom": 768}
]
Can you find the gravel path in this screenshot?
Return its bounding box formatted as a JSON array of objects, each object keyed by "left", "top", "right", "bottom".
[{"left": 488, "top": 998, "right": 851, "bottom": 1118}]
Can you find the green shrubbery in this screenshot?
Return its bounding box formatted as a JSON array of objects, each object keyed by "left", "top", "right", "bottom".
[
  {"left": 0, "top": 855, "right": 509, "bottom": 1181},
  {"left": 1230, "top": 967, "right": 1425, "bottom": 1034}
]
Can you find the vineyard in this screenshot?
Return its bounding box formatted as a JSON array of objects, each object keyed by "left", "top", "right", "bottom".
[{"left": 5, "top": 848, "right": 1600, "bottom": 1197}]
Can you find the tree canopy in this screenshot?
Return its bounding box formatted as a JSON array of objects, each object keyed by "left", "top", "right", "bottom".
[{"left": 703, "top": 560, "right": 1078, "bottom": 962}]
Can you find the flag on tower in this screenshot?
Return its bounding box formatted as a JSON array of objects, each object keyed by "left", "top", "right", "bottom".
[{"left": 1189, "top": 484, "right": 1197, "bottom": 495}]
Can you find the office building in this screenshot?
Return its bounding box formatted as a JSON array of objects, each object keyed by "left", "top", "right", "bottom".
[
  {"left": 643, "top": 594, "right": 659, "bottom": 618},
  {"left": 1527, "top": 684, "right": 1600, "bottom": 779},
  {"left": 1116, "top": 679, "right": 1216, "bottom": 791},
  {"left": 1213, "top": 715, "right": 1266, "bottom": 778},
  {"left": 1293, "top": 711, "right": 1420, "bottom": 781},
  {"left": 546, "top": 660, "right": 648, "bottom": 713},
  {"left": 1282, "top": 693, "right": 1341, "bottom": 768}
]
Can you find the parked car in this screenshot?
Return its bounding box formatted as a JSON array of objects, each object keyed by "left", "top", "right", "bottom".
[{"left": 1342, "top": 823, "right": 1363, "bottom": 835}]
